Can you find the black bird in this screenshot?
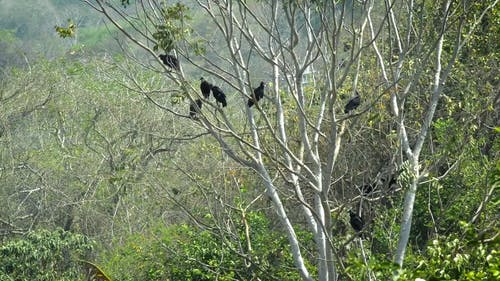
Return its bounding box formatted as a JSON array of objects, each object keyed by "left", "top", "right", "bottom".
[
  {"left": 189, "top": 99, "right": 202, "bottom": 119},
  {"left": 159, "top": 54, "right": 179, "bottom": 70},
  {"left": 381, "top": 175, "right": 398, "bottom": 190},
  {"left": 200, "top": 77, "right": 212, "bottom": 99},
  {"left": 248, "top": 81, "right": 265, "bottom": 107},
  {"left": 343, "top": 42, "right": 351, "bottom": 52},
  {"left": 337, "top": 59, "right": 346, "bottom": 70},
  {"left": 361, "top": 184, "right": 374, "bottom": 195},
  {"left": 349, "top": 210, "right": 364, "bottom": 232},
  {"left": 211, "top": 86, "right": 227, "bottom": 107},
  {"left": 385, "top": 175, "right": 397, "bottom": 187},
  {"left": 344, "top": 90, "right": 360, "bottom": 114}
]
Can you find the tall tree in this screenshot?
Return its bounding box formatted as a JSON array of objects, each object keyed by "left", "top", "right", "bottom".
[{"left": 79, "top": 0, "right": 498, "bottom": 279}]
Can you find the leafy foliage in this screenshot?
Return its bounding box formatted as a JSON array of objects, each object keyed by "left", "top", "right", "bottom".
[
  {"left": 345, "top": 221, "right": 499, "bottom": 280},
  {"left": 152, "top": 3, "right": 191, "bottom": 52},
  {"left": 102, "top": 212, "right": 307, "bottom": 280},
  {"left": 54, "top": 19, "right": 76, "bottom": 38},
  {"left": 1, "top": 1, "right": 499, "bottom": 280},
  {"left": 0, "top": 228, "right": 94, "bottom": 281},
  {"left": 400, "top": 222, "right": 500, "bottom": 280}
]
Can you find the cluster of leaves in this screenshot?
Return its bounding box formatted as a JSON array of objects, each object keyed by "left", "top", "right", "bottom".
[
  {"left": 400, "top": 222, "right": 499, "bottom": 280},
  {"left": 102, "top": 212, "right": 307, "bottom": 280},
  {"left": 0, "top": 228, "right": 94, "bottom": 281},
  {"left": 344, "top": 221, "right": 499, "bottom": 280},
  {"left": 54, "top": 19, "right": 76, "bottom": 39},
  {"left": 153, "top": 3, "right": 192, "bottom": 52}
]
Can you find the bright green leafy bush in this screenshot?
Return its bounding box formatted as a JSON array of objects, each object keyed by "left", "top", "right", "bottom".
[
  {"left": 0, "top": 228, "right": 94, "bottom": 281},
  {"left": 102, "top": 212, "right": 308, "bottom": 280}
]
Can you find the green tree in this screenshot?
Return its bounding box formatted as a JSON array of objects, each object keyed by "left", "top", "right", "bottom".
[
  {"left": 0, "top": 228, "right": 94, "bottom": 281},
  {"left": 79, "top": 0, "right": 499, "bottom": 280},
  {"left": 0, "top": 57, "right": 199, "bottom": 241},
  {"left": 103, "top": 212, "right": 307, "bottom": 281}
]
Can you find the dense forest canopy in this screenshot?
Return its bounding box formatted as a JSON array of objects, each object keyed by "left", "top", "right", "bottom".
[{"left": 1, "top": 1, "right": 498, "bottom": 280}]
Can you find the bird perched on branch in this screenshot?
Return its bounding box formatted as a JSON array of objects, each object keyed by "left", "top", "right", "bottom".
[
  {"left": 159, "top": 54, "right": 179, "bottom": 70},
  {"left": 382, "top": 175, "right": 397, "bottom": 188},
  {"left": 361, "top": 184, "right": 374, "bottom": 195},
  {"left": 248, "top": 81, "right": 265, "bottom": 107},
  {"left": 200, "top": 77, "right": 212, "bottom": 99},
  {"left": 211, "top": 86, "right": 227, "bottom": 107},
  {"left": 189, "top": 99, "right": 202, "bottom": 119},
  {"left": 349, "top": 210, "right": 364, "bottom": 232},
  {"left": 344, "top": 90, "right": 360, "bottom": 113}
]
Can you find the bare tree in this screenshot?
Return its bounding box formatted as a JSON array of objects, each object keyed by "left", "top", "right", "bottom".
[{"left": 80, "top": 0, "right": 498, "bottom": 280}]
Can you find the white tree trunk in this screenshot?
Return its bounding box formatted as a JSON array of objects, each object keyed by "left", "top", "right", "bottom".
[
  {"left": 82, "top": 0, "right": 500, "bottom": 279},
  {"left": 259, "top": 164, "right": 314, "bottom": 281},
  {"left": 394, "top": 160, "right": 419, "bottom": 266}
]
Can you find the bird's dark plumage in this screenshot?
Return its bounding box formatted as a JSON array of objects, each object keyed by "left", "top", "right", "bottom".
[
  {"left": 343, "top": 42, "right": 351, "bottom": 52},
  {"left": 362, "top": 184, "right": 374, "bottom": 195},
  {"left": 344, "top": 91, "right": 360, "bottom": 113},
  {"left": 384, "top": 175, "right": 397, "bottom": 187},
  {"left": 200, "top": 77, "right": 212, "bottom": 99},
  {"left": 159, "top": 54, "right": 179, "bottom": 70},
  {"left": 248, "top": 81, "right": 265, "bottom": 107},
  {"left": 189, "top": 99, "right": 202, "bottom": 119},
  {"left": 212, "top": 86, "right": 227, "bottom": 107},
  {"left": 349, "top": 210, "right": 364, "bottom": 232}
]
